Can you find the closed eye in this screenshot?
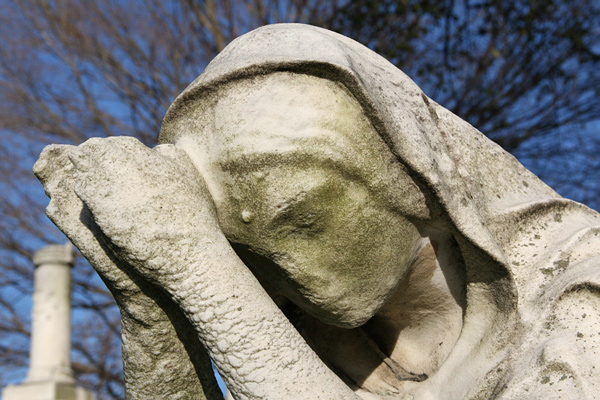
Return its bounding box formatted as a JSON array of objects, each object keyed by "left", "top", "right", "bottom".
[
  {"left": 272, "top": 207, "right": 325, "bottom": 238},
  {"left": 270, "top": 190, "right": 328, "bottom": 238}
]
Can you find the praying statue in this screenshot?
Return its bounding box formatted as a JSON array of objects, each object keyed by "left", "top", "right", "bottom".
[{"left": 34, "top": 24, "right": 600, "bottom": 400}]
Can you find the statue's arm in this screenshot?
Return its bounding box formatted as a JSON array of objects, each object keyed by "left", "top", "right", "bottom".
[
  {"left": 65, "top": 137, "right": 360, "bottom": 400},
  {"left": 34, "top": 145, "right": 223, "bottom": 400}
]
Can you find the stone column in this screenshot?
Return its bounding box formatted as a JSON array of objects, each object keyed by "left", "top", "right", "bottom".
[
  {"left": 2, "top": 243, "right": 95, "bottom": 400},
  {"left": 27, "top": 243, "right": 75, "bottom": 384}
]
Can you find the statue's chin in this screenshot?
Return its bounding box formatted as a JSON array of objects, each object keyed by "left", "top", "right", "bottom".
[
  {"left": 312, "top": 311, "right": 372, "bottom": 329},
  {"left": 230, "top": 241, "right": 381, "bottom": 328},
  {"left": 289, "top": 288, "right": 379, "bottom": 329}
]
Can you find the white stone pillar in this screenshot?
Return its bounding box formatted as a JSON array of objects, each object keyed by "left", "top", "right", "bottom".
[
  {"left": 2, "top": 243, "right": 95, "bottom": 400},
  {"left": 27, "top": 243, "right": 75, "bottom": 384}
]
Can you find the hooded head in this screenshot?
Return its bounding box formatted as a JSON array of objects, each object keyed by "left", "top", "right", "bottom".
[{"left": 159, "top": 23, "right": 567, "bottom": 333}]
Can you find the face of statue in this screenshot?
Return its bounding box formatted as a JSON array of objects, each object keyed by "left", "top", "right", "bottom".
[{"left": 183, "top": 73, "right": 422, "bottom": 328}]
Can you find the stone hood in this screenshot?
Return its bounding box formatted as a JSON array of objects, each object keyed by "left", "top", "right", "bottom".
[
  {"left": 159, "top": 23, "right": 600, "bottom": 397},
  {"left": 160, "top": 22, "right": 562, "bottom": 301}
]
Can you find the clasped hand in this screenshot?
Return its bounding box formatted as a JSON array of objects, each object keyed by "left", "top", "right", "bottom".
[{"left": 34, "top": 136, "right": 359, "bottom": 400}]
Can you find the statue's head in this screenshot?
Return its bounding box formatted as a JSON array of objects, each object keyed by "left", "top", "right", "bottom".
[
  {"left": 170, "top": 72, "right": 427, "bottom": 328},
  {"left": 160, "top": 23, "right": 533, "bottom": 328}
]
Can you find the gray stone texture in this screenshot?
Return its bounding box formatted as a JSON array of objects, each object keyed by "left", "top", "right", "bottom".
[{"left": 33, "top": 24, "right": 600, "bottom": 399}]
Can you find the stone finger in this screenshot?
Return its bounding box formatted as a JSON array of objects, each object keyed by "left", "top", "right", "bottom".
[{"left": 33, "top": 144, "right": 76, "bottom": 190}]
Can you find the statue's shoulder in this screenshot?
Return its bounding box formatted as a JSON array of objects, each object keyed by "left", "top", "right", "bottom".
[
  {"left": 488, "top": 210, "right": 600, "bottom": 399},
  {"left": 499, "top": 251, "right": 600, "bottom": 399}
]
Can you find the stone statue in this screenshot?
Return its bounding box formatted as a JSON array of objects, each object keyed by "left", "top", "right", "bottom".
[{"left": 33, "top": 24, "right": 600, "bottom": 400}]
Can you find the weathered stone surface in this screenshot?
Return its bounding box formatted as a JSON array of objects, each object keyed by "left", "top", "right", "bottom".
[
  {"left": 34, "top": 24, "right": 600, "bottom": 399},
  {"left": 33, "top": 145, "right": 222, "bottom": 400}
]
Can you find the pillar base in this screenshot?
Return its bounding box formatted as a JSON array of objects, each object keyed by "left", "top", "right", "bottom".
[{"left": 2, "top": 380, "right": 95, "bottom": 400}]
